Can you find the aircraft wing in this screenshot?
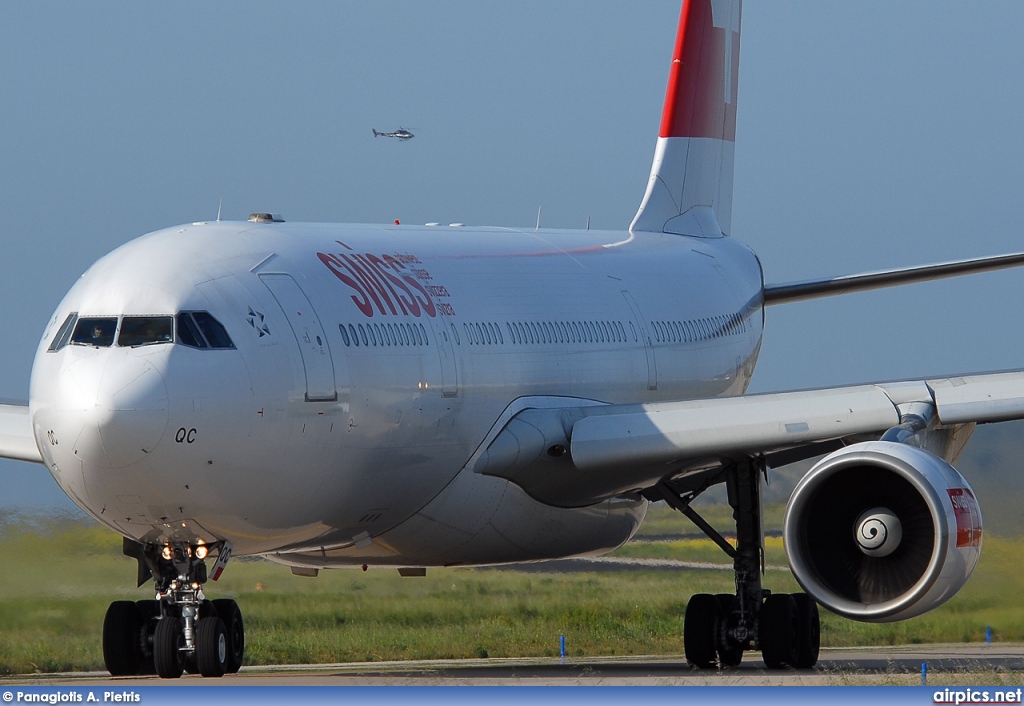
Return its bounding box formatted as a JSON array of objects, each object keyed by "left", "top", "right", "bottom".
[
  {"left": 764, "top": 251, "right": 1024, "bottom": 305},
  {"left": 0, "top": 401, "right": 43, "bottom": 464},
  {"left": 474, "top": 371, "right": 1024, "bottom": 507}
]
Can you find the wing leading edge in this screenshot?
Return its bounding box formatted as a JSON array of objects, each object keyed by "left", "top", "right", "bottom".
[
  {"left": 0, "top": 401, "right": 43, "bottom": 464},
  {"left": 474, "top": 371, "right": 1024, "bottom": 508},
  {"left": 763, "top": 251, "right": 1024, "bottom": 305}
]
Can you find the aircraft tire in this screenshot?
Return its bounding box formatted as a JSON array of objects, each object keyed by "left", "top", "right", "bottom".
[
  {"left": 760, "top": 593, "right": 798, "bottom": 669},
  {"left": 683, "top": 593, "right": 719, "bottom": 668},
  {"left": 102, "top": 601, "right": 142, "bottom": 676},
  {"left": 713, "top": 594, "right": 743, "bottom": 667},
  {"left": 181, "top": 600, "right": 219, "bottom": 674},
  {"left": 213, "top": 599, "right": 245, "bottom": 673},
  {"left": 134, "top": 600, "right": 159, "bottom": 675},
  {"left": 154, "top": 616, "right": 185, "bottom": 679},
  {"left": 791, "top": 593, "right": 821, "bottom": 669},
  {"left": 196, "top": 617, "right": 228, "bottom": 678}
]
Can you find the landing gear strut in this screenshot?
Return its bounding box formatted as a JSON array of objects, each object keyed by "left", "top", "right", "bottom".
[
  {"left": 102, "top": 539, "right": 244, "bottom": 678},
  {"left": 655, "top": 458, "right": 820, "bottom": 669}
]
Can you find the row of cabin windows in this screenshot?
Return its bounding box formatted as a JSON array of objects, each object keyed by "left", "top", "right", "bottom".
[
  {"left": 502, "top": 320, "right": 629, "bottom": 346},
  {"left": 339, "top": 321, "right": 430, "bottom": 348},
  {"left": 465, "top": 322, "right": 504, "bottom": 345},
  {"left": 48, "top": 312, "right": 234, "bottom": 351},
  {"left": 651, "top": 313, "right": 747, "bottom": 345},
  {"left": 337, "top": 312, "right": 747, "bottom": 351},
  {"left": 468, "top": 316, "right": 747, "bottom": 348}
]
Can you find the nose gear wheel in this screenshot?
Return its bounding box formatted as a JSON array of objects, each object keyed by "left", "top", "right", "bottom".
[{"left": 101, "top": 540, "right": 244, "bottom": 678}]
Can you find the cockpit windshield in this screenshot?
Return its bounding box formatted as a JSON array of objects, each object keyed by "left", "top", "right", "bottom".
[
  {"left": 51, "top": 311, "right": 233, "bottom": 351},
  {"left": 70, "top": 317, "right": 117, "bottom": 347},
  {"left": 117, "top": 316, "right": 173, "bottom": 347}
]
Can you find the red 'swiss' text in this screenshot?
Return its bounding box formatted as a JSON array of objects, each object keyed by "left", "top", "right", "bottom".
[{"left": 317, "top": 242, "right": 456, "bottom": 318}]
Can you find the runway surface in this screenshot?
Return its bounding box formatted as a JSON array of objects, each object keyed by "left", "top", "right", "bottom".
[{"left": 5, "top": 643, "right": 1024, "bottom": 686}]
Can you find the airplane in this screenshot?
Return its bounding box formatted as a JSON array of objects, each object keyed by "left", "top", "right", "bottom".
[
  {"left": 2, "top": 0, "right": 1024, "bottom": 680},
  {"left": 372, "top": 127, "right": 414, "bottom": 141}
]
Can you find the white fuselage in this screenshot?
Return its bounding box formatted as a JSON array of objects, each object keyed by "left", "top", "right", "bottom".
[{"left": 29, "top": 221, "right": 764, "bottom": 567}]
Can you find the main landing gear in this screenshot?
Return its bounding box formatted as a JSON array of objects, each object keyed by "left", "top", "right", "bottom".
[
  {"left": 102, "top": 539, "right": 244, "bottom": 678},
  {"left": 653, "top": 458, "right": 820, "bottom": 670}
]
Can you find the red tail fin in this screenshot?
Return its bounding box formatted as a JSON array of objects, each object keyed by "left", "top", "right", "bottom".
[{"left": 631, "top": 0, "right": 741, "bottom": 236}]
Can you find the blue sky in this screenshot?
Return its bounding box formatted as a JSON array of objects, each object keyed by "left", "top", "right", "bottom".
[{"left": 3, "top": 1, "right": 1024, "bottom": 510}]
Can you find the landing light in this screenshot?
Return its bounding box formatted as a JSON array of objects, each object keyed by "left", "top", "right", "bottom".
[
  {"left": 195, "top": 545, "right": 209, "bottom": 560},
  {"left": 161, "top": 546, "right": 172, "bottom": 561}
]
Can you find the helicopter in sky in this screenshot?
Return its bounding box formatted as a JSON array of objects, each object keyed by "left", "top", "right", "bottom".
[{"left": 372, "top": 127, "right": 414, "bottom": 141}]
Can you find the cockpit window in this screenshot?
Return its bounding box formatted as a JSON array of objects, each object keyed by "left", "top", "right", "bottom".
[
  {"left": 53, "top": 312, "right": 233, "bottom": 351},
  {"left": 177, "top": 311, "right": 234, "bottom": 349},
  {"left": 176, "top": 312, "right": 207, "bottom": 348},
  {"left": 48, "top": 313, "right": 78, "bottom": 351},
  {"left": 70, "top": 317, "right": 118, "bottom": 347},
  {"left": 191, "top": 312, "right": 234, "bottom": 348},
  {"left": 117, "top": 316, "right": 173, "bottom": 347}
]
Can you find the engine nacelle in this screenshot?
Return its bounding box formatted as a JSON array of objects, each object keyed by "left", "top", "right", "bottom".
[{"left": 783, "top": 441, "right": 982, "bottom": 622}]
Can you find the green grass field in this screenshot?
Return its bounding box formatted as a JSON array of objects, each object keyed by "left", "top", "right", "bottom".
[{"left": 1, "top": 505, "right": 1022, "bottom": 676}]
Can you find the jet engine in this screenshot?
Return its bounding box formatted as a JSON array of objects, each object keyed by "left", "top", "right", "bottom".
[{"left": 783, "top": 441, "right": 982, "bottom": 622}]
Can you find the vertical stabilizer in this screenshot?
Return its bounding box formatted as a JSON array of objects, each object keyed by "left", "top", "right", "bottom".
[{"left": 630, "top": 0, "right": 741, "bottom": 237}]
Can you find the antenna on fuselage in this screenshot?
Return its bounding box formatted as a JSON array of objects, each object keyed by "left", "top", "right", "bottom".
[
  {"left": 216, "top": 197, "right": 224, "bottom": 222},
  {"left": 535, "top": 206, "right": 542, "bottom": 232}
]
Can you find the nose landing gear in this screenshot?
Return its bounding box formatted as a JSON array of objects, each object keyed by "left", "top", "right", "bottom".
[{"left": 102, "top": 539, "right": 244, "bottom": 678}]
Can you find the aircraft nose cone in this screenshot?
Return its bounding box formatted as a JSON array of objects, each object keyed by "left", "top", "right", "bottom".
[{"left": 67, "top": 354, "right": 170, "bottom": 468}]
